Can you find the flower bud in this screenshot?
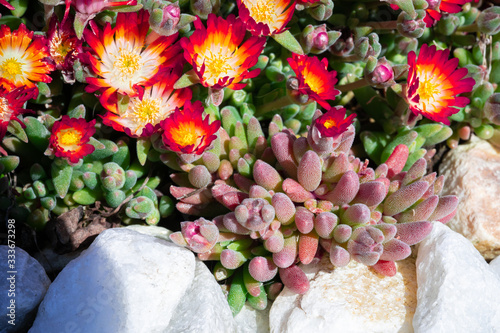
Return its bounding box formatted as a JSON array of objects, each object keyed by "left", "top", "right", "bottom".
[
  {"left": 364, "top": 57, "right": 395, "bottom": 88},
  {"left": 301, "top": 24, "right": 340, "bottom": 54},
  {"left": 484, "top": 93, "right": 500, "bottom": 126},
  {"left": 180, "top": 218, "right": 219, "bottom": 253},
  {"left": 307, "top": 0, "right": 334, "bottom": 21},
  {"left": 478, "top": 7, "right": 500, "bottom": 35},
  {"left": 397, "top": 11, "right": 426, "bottom": 38}
]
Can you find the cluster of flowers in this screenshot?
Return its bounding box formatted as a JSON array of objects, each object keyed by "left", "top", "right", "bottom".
[{"left": 0, "top": 0, "right": 475, "bottom": 167}]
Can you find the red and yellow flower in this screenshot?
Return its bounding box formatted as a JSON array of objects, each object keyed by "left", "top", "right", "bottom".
[
  {"left": 0, "top": 24, "right": 54, "bottom": 90},
  {"left": 314, "top": 106, "right": 356, "bottom": 138},
  {"left": 0, "top": 86, "right": 37, "bottom": 141},
  {"left": 181, "top": 14, "right": 265, "bottom": 91},
  {"left": 49, "top": 116, "right": 96, "bottom": 163},
  {"left": 406, "top": 44, "right": 475, "bottom": 125},
  {"left": 47, "top": 15, "right": 82, "bottom": 83},
  {"left": 287, "top": 53, "right": 340, "bottom": 108},
  {"left": 160, "top": 101, "right": 221, "bottom": 156},
  {"left": 423, "top": 0, "right": 473, "bottom": 27},
  {"left": 101, "top": 69, "right": 192, "bottom": 138},
  {"left": 83, "top": 10, "right": 182, "bottom": 111},
  {"left": 237, "top": 0, "right": 295, "bottom": 36}
]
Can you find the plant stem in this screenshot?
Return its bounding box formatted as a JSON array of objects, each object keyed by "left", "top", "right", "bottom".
[
  {"left": 362, "top": 21, "right": 398, "bottom": 30},
  {"left": 457, "top": 23, "right": 478, "bottom": 33},
  {"left": 336, "top": 78, "right": 370, "bottom": 93},
  {"left": 256, "top": 95, "right": 296, "bottom": 116}
]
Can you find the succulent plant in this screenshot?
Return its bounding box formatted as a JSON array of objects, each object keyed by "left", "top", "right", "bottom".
[{"left": 168, "top": 108, "right": 458, "bottom": 314}]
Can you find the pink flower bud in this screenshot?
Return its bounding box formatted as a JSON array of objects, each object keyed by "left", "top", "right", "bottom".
[{"left": 179, "top": 218, "right": 219, "bottom": 253}]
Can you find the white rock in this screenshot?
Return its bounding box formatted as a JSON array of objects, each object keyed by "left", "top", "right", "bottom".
[
  {"left": 270, "top": 256, "right": 417, "bottom": 333},
  {"left": 413, "top": 222, "right": 500, "bottom": 332},
  {"left": 490, "top": 256, "right": 500, "bottom": 279},
  {"left": 30, "top": 228, "right": 233, "bottom": 333},
  {"left": 0, "top": 246, "right": 51, "bottom": 333},
  {"left": 167, "top": 259, "right": 234, "bottom": 332},
  {"left": 125, "top": 224, "right": 173, "bottom": 242},
  {"left": 439, "top": 135, "right": 500, "bottom": 259},
  {"left": 234, "top": 303, "right": 271, "bottom": 333}
]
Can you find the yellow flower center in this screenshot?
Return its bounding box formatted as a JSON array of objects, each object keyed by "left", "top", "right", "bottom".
[
  {"left": 131, "top": 98, "right": 161, "bottom": 125},
  {"left": 59, "top": 129, "right": 81, "bottom": 146},
  {"left": 248, "top": 2, "right": 274, "bottom": 23},
  {"left": 0, "top": 58, "right": 23, "bottom": 81},
  {"left": 172, "top": 123, "right": 199, "bottom": 147},
  {"left": 114, "top": 50, "right": 141, "bottom": 77},
  {"left": 323, "top": 119, "right": 336, "bottom": 129},
  {"left": 50, "top": 32, "right": 73, "bottom": 65},
  {"left": 417, "top": 78, "right": 439, "bottom": 103},
  {"left": 0, "top": 97, "right": 11, "bottom": 122},
  {"left": 204, "top": 52, "right": 232, "bottom": 80}
]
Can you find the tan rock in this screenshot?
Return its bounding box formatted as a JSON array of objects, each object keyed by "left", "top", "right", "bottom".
[
  {"left": 269, "top": 255, "right": 417, "bottom": 333},
  {"left": 439, "top": 135, "right": 500, "bottom": 259}
]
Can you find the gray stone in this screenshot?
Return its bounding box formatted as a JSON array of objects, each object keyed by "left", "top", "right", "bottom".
[
  {"left": 270, "top": 256, "right": 417, "bottom": 333},
  {"left": 413, "top": 222, "right": 500, "bottom": 332},
  {"left": 30, "top": 228, "right": 233, "bottom": 333},
  {"left": 0, "top": 246, "right": 50, "bottom": 333},
  {"left": 439, "top": 136, "right": 500, "bottom": 259}
]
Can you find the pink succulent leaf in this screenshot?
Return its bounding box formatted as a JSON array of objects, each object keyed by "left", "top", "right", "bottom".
[
  {"left": 333, "top": 224, "right": 352, "bottom": 244},
  {"left": 352, "top": 181, "right": 387, "bottom": 207},
  {"left": 374, "top": 223, "right": 397, "bottom": 243},
  {"left": 379, "top": 238, "right": 411, "bottom": 261},
  {"left": 371, "top": 260, "right": 397, "bottom": 277},
  {"left": 297, "top": 150, "right": 322, "bottom": 191},
  {"left": 282, "top": 178, "right": 315, "bottom": 203},
  {"left": 253, "top": 159, "right": 283, "bottom": 191},
  {"left": 347, "top": 226, "right": 384, "bottom": 266},
  {"left": 223, "top": 212, "right": 252, "bottom": 235},
  {"left": 271, "top": 132, "right": 298, "bottom": 179},
  {"left": 272, "top": 193, "right": 296, "bottom": 225},
  {"left": 295, "top": 206, "right": 315, "bottom": 234},
  {"left": 383, "top": 181, "right": 430, "bottom": 216},
  {"left": 402, "top": 158, "right": 427, "bottom": 186},
  {"left": 394, "top": 221, "right": 433, "bottom": 245},
  {"left": 314, "top": 212, "right": 338, "bottom": 238},
  {"left": 330, "top": 244, "right": 351, "bottom": 267},
  {"left": 220, "top": 249, "right": 247, "bottom": 269},
  {"left": 394, "top": 195, "right": 439, "bottom": 223},
  {"left": 222, "top": 191, "right": 249, "bottom": 210},
  {"left": 248, "top": 256, "right": 278, "bottom": 282},
  {"left": 298, "top": 231, "right": 319, "bottom": 265},
  {"left": 318, "top": 170, "right": 360, "bottom": 205},
  {"left": 323, "top": 152, "right": 350, "bottom": 182},
  {"left": 386, "top": 144, "right": 409, "bottom": 179},
  {"left": 279, "top": 265, "right": 310, "bottom": 295},
  {"left": 428, "top": 195, "right": 459, "bottom": 221},
  {"left": 273, "top": 236, "right": 298, "bottom": 268},
  {"left": 264, "top": 230, "right": 285, "bottom": 253},
  {"left": 342, "top": 203, "right": 371, "bottom": 225}
]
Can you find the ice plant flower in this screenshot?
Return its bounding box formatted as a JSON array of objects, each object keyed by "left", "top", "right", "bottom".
[
  {"left": 160, "top": 100, "right": 221, "bottom": 156},
  {"left": 64, "top": 0, "right": 138, "bottom": 32},
  {"left": 49, "top": 116, "right": 96, "bottom": 163},
  {"left": 287, "top": 53, "right": 340, "bottom": 108},
  {"left": 0, "top": 0, "right": 14, "bottom": 10},
  {"left": 423, "top": 0, "right": 473, "bottom": 27},
  {"left": 237, "top": 0, "right": 295, "bottom": 36},
  {"left": 101, "top": 69, "right": 192, "bottom": 137},
  {"left": 84, "top": 10, "right": 182, "bottom": 111},
  {"left": 314, "top": 106, "right": 357, "bottom": 138},
  {"left": 0, "top": 86, "right": 37, "bottom": 141},
  {"left": 180, "top": 14, "right": 265, "bottom": 91},
  {"left": 405, "top": 44, "right": 475, "bottom": 125},
  {"left": 0, "top": 24, "right": 54, "bottom": 90},
  {"left": 47, "top": 15, "right": 82, "bottom": 83}
]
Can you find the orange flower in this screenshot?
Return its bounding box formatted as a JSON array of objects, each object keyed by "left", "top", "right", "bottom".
[
  {"left": 406, "top": 44, "right": 475, "bottom": 125},
  {"left": 101, "top": 69, "right": 192, "bottom": 138},
  {"left": 237, "top": 0, "right": 295, "bottom": 36},
  {"left": 180, "top": 14, "right": 265, "bottom": 90},
  {"left": 314, "top": 106, "right": 356, "bottom": 138},
  {"left": 49, "top": 116, "right": 96, "bottom": 163},
  {"left": 287, "top": 53, "right": 340, "bottom": 108},
  {"left": 160, "top": 101, "right": 221, "bottom": 155},
  {"left": 83, "top": 10, "right": 182, "bottom": 111},
  {"left": 0, "top": 24, "right": 54, "bottom": 90},
  {"left": 0, "top": 86, "right": 37, "bottom": 141}
]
